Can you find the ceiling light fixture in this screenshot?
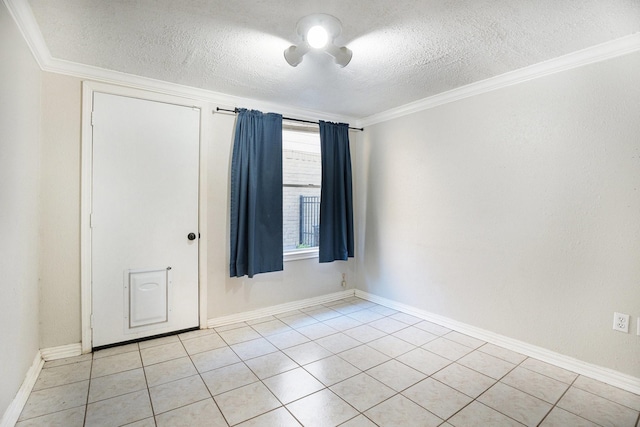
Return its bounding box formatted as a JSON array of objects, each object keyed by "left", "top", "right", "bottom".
[{"left": 284, "top": 14, "right": 352, "bottom": 68}]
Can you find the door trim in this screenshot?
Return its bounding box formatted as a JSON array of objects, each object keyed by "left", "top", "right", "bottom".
[{"left": 80, "top": 81, "right": 209, "bottom": 353}]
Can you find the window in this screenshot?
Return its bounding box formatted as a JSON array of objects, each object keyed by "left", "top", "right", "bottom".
[{"left": 282, "top": 127, "right": 321, "bottom": 259}]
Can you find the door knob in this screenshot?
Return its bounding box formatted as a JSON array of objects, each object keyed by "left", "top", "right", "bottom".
[{"left": 187, "top": 233, "right": 197, "bottom": 241}]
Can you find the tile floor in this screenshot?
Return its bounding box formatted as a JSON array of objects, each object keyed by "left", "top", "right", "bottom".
[{"left": 16, "top": 297, "right": 640, "bottom": 427}]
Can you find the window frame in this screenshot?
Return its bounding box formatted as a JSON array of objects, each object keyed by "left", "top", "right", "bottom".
[{"left": 282, "top": 123, "right": 321, "bottom": 262}]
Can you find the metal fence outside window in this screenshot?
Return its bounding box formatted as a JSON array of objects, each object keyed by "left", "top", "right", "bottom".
[{"left": 299, "top": 195, "right": 320, "bottom": 247}]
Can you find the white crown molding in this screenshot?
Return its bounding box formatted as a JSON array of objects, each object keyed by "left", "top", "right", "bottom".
[
  {"left": 0, "top": 351, "right": 43, "bottom": 427},
  {"left": 3, "top": 0, "right": 356, "bottom": 126},
  {"left": 361, "top": 33, "right": 640, "bottom": 127},
  {"left": 355, "top": 290, "right": 640, "bottom": 396},
  {"left": 208, "top": 289, "right": 355, "bottom": 328}
]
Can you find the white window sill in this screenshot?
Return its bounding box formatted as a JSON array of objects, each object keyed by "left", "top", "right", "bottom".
[{"left": 284, "top": 248, "right": 319, "bottom": 262}]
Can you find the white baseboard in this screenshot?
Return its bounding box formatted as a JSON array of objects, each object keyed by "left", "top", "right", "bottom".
[
  {"left": 355, "top": 290, "right": 640, "bottom": 395},
  {"left": 208, "top": 289, "right": 356, "bottom": 328},
  {"left": 1, "top": 343, "right": 84, "bottom": 426},
  {"left": 40, "top": 343, "right": 83, "bottom": 361},
  {"left": 0, "top": 352, "right": 43, "bottom": 427}
]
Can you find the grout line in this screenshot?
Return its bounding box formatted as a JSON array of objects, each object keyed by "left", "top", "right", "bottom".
[{"left": 22, "top": 296, "right": 639, "bottom": 427}]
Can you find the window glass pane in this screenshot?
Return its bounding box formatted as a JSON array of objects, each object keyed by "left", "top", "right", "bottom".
[{"left": 283, "top": 129, "right": 321, "bottom": 252}]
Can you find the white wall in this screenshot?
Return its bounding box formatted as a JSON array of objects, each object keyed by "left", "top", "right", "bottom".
[
  {"left": 0, "top": 2, "right": 42, "bottom": 416},
  {"left": 356, "top": 52, "right": 640, "bottom": 377},
  {"left": 38, "top": 73, "right": 82, "bottom": 348},
  {"left": 207, "top": 113, "right": 355, "bottom": 317},
  {"left": 36, "top": 81, "right": 357, "bottom": 348}
]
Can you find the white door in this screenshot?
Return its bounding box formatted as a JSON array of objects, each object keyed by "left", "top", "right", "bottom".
[{"left": 91, "top": 92, "right": 200, "bottom": 348}]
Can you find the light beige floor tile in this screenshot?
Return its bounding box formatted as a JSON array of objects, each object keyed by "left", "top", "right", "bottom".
[
  {"left": 218, "top": 326, "right": 262, "bottom": 345},
  {"left": 339, "top": 414, "right": 378, "bottom": 427},
  {"left": 126, "top": 417, "right": 160, "bottom": 426},
  {"left": 140, "top": 342, "right": 187, "bottom": 366},
  {"left": 244, "top": 351, "right": 298, "bottom": 379},
  {"left": 191, "top": 346, "right": 241, "bottom": 373},
  {"left": 85, "top": 389, "right": 152, "bottom": 427},
  {"left": 250, "top": 319, "right": 292, "bottom": 337},
  {"left": 275, "top": 309, "right": 304, "bottom": 318},
  {"left": 392, "top": 325, "right": 438, "bottom": 346},
  {"left": 214, "top": 321, "right": 248, "bottom": 333},
  {"left": 557, "top": 386, "right": 639, "bottom": 427},
  {"left": 43, "top": 353, "right": 92, "bottom": 369},
  {"left": 304, "top": 355, "right": 360, "bottom": 386},
  {"left": 422, "top": 337, "right": 474, "bottom": 361},
  {"left": 367, "top": 335, "right": 416, "bottom": 358},
  {"left": 501, "top": 366, "right": 569, "bottom": 404},
  {"left": 93, "top": 343, "right": 139, "bottom": 359},
  {"left": 368, "top": 305, "right": 398, "bottom": 316},
  {"left": 345, "top": 309, "right": 386, "bottom": 323},
  {"left": 413, "top": 320, "right": 451, "bottom": 336},
  {"left": 396, "top": 348, "right": 451, "bottom": 375},
  {"left": 263, "top": 367, "right": 325, "bottom": 404},
  {"left": 343, "top": 324, "right": 387, "bottom": 343},
  {"left": 519, "top": 358, "right": 577, "bottom": 384},
  {"left": 33, "top": 360, "right": 91, "bottom": 391},
  {"left": 330, "top": 373, "right": 395, "bottom": 412},
  {"left": 443, "top": 331, "right": 486, "bottom": 349},
  {"left": 573, "top": 375, "right": 640, "bottom": 411},
  {"left": 539, "top": 407, "right": 599, "bottom": 427},
  {"left": 181, "top": 332, "right": 227, "bottom": 355},
  {"left": 178, "top": 328, "right": 216, "bottom": 341},
  {"left": 315, "top": 332, "right": 361, "bottom": 353},
  {"left": 15, "top": 406, "right": 85, "bottom": 427},
  {"left": 286, "top": 389, "right": 359, "bottom": 427},
  {"left": 322, "top": 315, "right": 363, "bottom": 331},
  {"left": 365, "top": 394, "right": 443, "bottom": 427},
  {"left": 389, "top": 312, "right": 423, "bottom": 325},
  {"left": 267, "top": 329, "right": 311, "bottom": 350},
  {"left": 19, "top": 380, "right": 89, "bottom": 421},
  {"left": 448, "top": 401, "right": 524, "bottom": 427},
  {"left": 280, "top": 312, "right": 319, "bottom": 329},
  {"left": 91, "top": 351, "right": 142, "bottom": 378},
  {"left": 149, "top": 375, "right": 210, "bottom": 415},
  {"left": 283, "top": 341, "right": 333, "bottom": 365},
  {"left": 338, "top": 345, "right": 390, "bottom": 371},
  {"left": 144, "top": 356, "right": 197, "bottom": 387},
  {"left": 457, "top": 350, "right": 516, "bottom": 379},
  {"left": 303, "top": 306, "right": 342, "bottom": 322},
  {"left": 478, "top": 382, "right": 552, "bottom": 427},
  {"left": 237, "top": 407, "right": 301, "bottom": 427},
  {"left": 201, "top": 362, "right": 259, "bottom": 396},
  {"left": 88, "top": 367, "right": 147, "bottom": 403},
  {"left": 367, "top": 359, "right": 426, "bottom": 392},
  {"left": 403, "top": 378, "right": 473, "bottom": 420},
  {"left": 432, "top": 362, "right": 496, "bottom": 398},
  {"left": 231, "top": 337, "right": 279, "bottom": 360},
  {"left": 214, "top": 382, "right": 281, "bottom": 426},
  {"left": 477, "top": 343, "right": 527, "bottom": 364},
  {"left": 246, "top": 315, "right": 277, "bottom": 325},
  {"left": 296, "top": 322, "right": 339, "bottom": 340},
  {"left": 368, "top": 317, "right": 408, "bottom": 334},
  {"left": 155, "top": 398, "right": 227, "bottom": 427},
  {"left": 138, "top": 335, "right": 180, "bottom": 349},
  {"left": 331, "top": 302, "right": 364, "bottom": 315}
]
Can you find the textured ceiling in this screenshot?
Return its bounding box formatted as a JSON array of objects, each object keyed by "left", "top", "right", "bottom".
[{"left": 26, "top": 0, "right": 640, "bottom": 118}]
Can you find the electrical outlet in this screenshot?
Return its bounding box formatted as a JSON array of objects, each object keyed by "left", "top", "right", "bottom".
[
  {"left": 637, "top": 317, "right": 640, "bottom": 336},
  {"left": 613, "top": 312, "right": 629, "bottom": 333},
  {"left": 341, "top": 273, "right": 347, "bottom": 288}
]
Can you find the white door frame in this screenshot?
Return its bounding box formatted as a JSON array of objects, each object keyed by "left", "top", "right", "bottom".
[{"left": 80, "top": 81, "right": 209, "bottom": 353}]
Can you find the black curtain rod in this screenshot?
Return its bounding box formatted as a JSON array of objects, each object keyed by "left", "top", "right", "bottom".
[{"left": 215, "top": 107, "right": 364, "bottom": 131}]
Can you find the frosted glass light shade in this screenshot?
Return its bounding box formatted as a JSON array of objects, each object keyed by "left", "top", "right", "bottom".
[{"left": 307, "top": 25, "right": 328, "bottom": 48}]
